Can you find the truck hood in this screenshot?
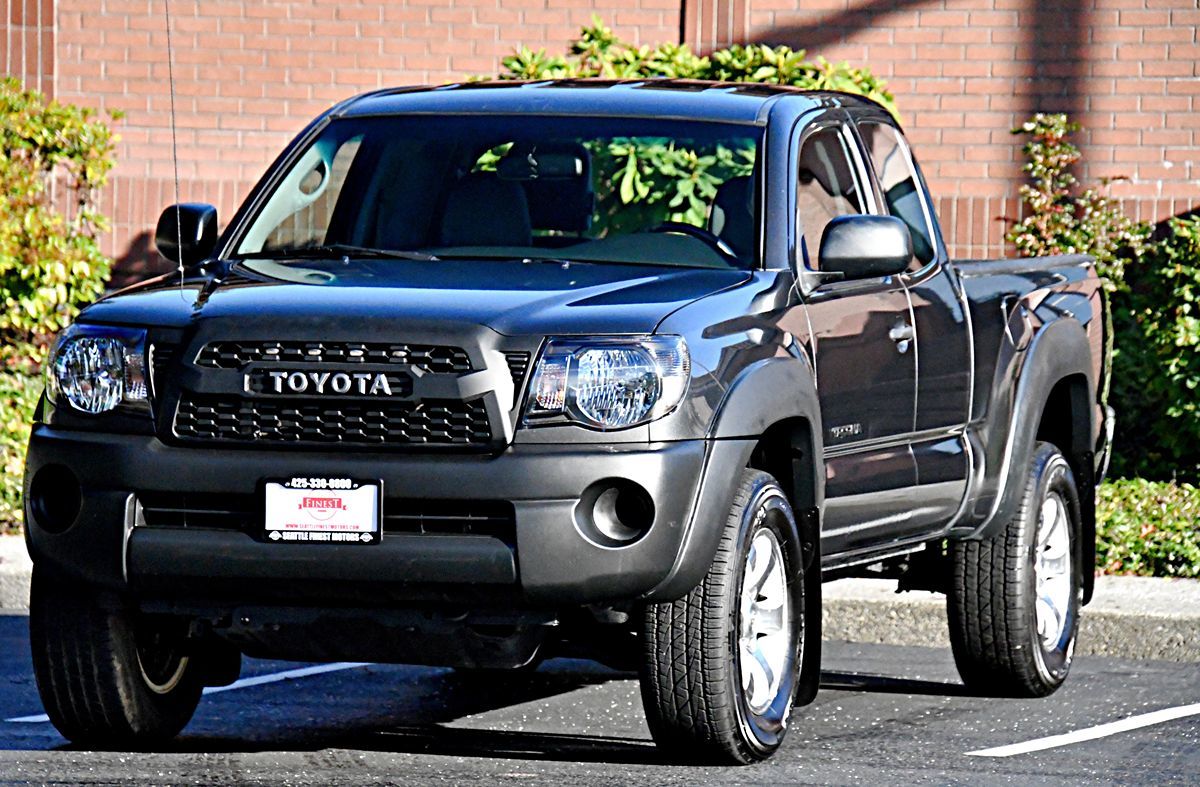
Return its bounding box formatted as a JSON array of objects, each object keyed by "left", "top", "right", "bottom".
[{"left": 82, "top": 257, "right": 752, "bottom": 337}]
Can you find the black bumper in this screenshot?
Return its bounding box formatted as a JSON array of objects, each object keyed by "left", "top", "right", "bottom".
[{"left": 25, "top": 426, "right": 753, "bottom": 607}]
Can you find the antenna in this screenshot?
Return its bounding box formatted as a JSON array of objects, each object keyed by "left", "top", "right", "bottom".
[{"left": 162, "top": 0, "right": 183, "bottom": 282}]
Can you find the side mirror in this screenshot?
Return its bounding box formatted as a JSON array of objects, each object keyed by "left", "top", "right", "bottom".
[
  {"left": 818, "top": 214, "right": 913, "bottom": 279},
  {"left": 155, "top": 203, "right": 218, "bottom": 268}
]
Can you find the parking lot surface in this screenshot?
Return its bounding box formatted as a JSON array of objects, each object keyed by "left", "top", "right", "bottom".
[{"left": 1, "top": 612, "right": 1197, "bottom": 785}]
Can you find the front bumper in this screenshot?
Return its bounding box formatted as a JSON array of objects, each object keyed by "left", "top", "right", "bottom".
[{"left": 25, "top": 426, "right": 750, "bottom": 607}]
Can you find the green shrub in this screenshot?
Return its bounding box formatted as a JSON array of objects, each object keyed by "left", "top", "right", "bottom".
[
  {"left": 1006, "top": 113, "right": 1150, "bottom": 288},
  {"left": 1008, "top": 114, "right": 1200, "bottom": 483},
  {"left": 1110, "top": 216, "right": 1200, "bottom": 481},
  {"left": 0, "top": 78, "right": 117, "bottom": 531},
  {"left": 498, "top": 18, "right": 897, "bottom": 117},
  {"left": 0, "top": 76, "right": 118, "bottom": 373},
  {"left": 1097, "top": 479, "right": 1200, "bottom": 578},
  {"left": 0, "top": 371, "right": 39, "bottom": 533}
]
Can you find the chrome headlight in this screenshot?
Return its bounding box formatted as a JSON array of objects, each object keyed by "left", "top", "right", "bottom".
[
  {"left": 524, "top": 336, "right": 690, "bottom": 430},
  {"left": 47, "top": 326, "right": 148, "bottom": 414}
]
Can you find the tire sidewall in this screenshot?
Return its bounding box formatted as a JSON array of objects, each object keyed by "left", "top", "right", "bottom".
[
  {"left": 727, "top": 477, "right": 804, "bottom": 756},
  {"left": 1027, "top": 448, "right": 1083, "bottom": 688},
  {"left": 29, "top": 568, "right": 203, "bottom": 745}
]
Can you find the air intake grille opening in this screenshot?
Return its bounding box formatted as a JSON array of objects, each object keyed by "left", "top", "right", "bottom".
[
  {"left": 174, "top": 394, "right": 491, "bottom": 447},
  {"left": 196, "top": 341, "right": 472, "bottom": 374},
  {"left": 137, "top": 492, "right": 516, "bottom": 545}
]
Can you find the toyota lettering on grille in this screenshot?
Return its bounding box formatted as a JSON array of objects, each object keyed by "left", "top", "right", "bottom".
[{"left": 245, "top": 369, "right": 407, "bottom": 397}]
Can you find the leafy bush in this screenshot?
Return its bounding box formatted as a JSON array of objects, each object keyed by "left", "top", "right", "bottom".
[
  {"left": 1006, "top": 113, "right": 1149, "bottom": 287},
  {"left": 0, "top": 371, "right": 39, "bottom": 533},
  {"left": 498, "top": 17, "right": 897, "bottom": 117},
  {"left": 0, "top": 76, "right": 118, "bottom": 373},
  {"left": 1097, "top": 479, "right": 1200, "bottom": 578},
  {"left": 1111, "top": 216, "right": 1200, "bottom": 481},
  {"left": 1008, "top": 114, "right": 1200, "bottom": 483},
  {"left": 0, "top": 78, "right": 117, "bottom": 531}
]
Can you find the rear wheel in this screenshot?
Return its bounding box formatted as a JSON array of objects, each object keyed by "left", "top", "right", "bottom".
[
  {"left": 947, "top": 442, "right": 1083, "bottom": 697},
  {"left": 639, "top": 470, "right": 804, "bottom": 764},
  {"left": 29, "top": 567, "right": 204, "bottom": 746}
]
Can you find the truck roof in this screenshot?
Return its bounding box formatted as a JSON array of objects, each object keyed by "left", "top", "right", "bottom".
[{"left": 334, "top": 78, "right": 882, "bottom": 125}]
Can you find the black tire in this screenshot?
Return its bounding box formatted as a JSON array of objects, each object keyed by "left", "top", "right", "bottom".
[
  {"left": 29, "top": 567, "right": 203, "bottom": 746},
  {"left": 948, "top": 442, "right": 1083, "bottom": 697},
  {"left": 639, "top": 470, "right": 804, "bottom": 764}
]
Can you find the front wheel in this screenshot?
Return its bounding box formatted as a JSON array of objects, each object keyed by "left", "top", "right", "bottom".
[
  {"left": 29, "top": 567, "right": 204, "bottom": 746},
  {"left": 639, "top": 470, "right": 805, "bottom": 764},
  {"left": 947, "top": 442, "right": 1083, "bottom": 697}
]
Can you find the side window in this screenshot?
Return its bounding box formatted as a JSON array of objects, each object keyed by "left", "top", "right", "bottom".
[
  {"left": 859, "top": 122, "right": 936, "bottom": 269},
  {"left": 796, "top": 127, "right": 866, "bottom": 270}
]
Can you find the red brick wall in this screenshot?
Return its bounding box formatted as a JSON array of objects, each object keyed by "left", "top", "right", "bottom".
[
  {"left": 1, "top": 0, "right": 1194, "bottom": 275},
  {"left": 1, "top": 0, "right": 54, "bottom": 96}
]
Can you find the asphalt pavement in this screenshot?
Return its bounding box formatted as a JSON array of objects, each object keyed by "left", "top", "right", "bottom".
[{"left": 1, "top": 612, "right": 1197, "bottom": 786}]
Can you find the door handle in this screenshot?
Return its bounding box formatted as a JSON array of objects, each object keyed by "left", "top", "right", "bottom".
[{"left": 889, "top": 322, "right": 914, "bottom": 354}]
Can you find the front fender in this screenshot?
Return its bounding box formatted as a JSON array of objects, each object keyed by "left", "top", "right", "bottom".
[
  {"left": 643, "top": 357, "right": 824, "bottom": 601},
  {"left": 707, "top": 356, "right": 822, "bottom": 444}
]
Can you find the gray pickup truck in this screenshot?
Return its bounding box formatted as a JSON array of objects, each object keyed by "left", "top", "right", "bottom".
[{"left": 24, "top": 80, "right": 1111, "bottom": 763}]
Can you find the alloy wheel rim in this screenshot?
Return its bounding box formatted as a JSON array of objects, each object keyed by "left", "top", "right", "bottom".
[
  {"left": 135, "top": 621, "right": 190, "bottom": 695},
  {"left": 738, "top": 527, "right": 791, "bottom": 715},
  {"left": 1034, "top": 491, "right": 1072, "bottom": 650}
]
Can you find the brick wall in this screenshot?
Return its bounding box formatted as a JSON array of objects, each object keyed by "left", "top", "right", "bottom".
[
  {"left": 2, "top": 0, "right": 1196, "bottom": 275},
  {"left": 1, "top": 0, "right": 54, "bottom": 96}
]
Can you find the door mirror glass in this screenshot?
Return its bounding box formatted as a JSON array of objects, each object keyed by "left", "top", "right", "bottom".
[
  {"left": 818, "top": 214, "right": 913, "bottom": 279},
  {"left": 155, "top": 203, "right": 218, "bottom": 268}
]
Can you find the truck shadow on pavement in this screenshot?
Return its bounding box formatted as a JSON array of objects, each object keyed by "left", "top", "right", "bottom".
[
  {"left": 83, "top": 661, "right": 676, "bottom": 765},
  {"left": 820, "top": 671, "right": 979, "bottom": 697},
  {"left": 34, "top": 661, "right": 974, "bottom": 763}
]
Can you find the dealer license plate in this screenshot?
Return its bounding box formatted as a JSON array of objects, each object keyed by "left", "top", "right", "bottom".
[{"left": 263, "top": 477, "right": 382, "bottom": 545}]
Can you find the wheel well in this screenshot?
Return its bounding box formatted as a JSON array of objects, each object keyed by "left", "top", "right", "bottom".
[
  {"left": 1035, "top": 373, "right": 1097, "bottom": 604},
  {"left": 1035, "top": 374, "right": 1091, "bottom": 467},
  {"left": 747, "top": 418, "right": 818, "bottom": 514}
]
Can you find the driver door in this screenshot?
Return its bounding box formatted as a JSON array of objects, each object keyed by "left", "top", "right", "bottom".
[{"left": 794, "top": 118, "right": 919, "bottom": 558}]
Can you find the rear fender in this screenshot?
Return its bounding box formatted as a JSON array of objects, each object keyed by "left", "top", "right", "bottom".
[{"left": 955, "top": 318, "right": 1096, "bottom": 543}]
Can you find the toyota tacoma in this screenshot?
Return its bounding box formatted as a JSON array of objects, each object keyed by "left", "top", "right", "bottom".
[{"left": 23, "top": 80, "right": 1112, "bottom": 763}]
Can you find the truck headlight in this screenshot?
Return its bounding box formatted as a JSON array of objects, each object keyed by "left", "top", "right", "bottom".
[
  {"left": 524, "top": 336, "right": 689, "bottom": 430},
  {"left": 47, "top": 326, "right": 149, "bottom": 414}
]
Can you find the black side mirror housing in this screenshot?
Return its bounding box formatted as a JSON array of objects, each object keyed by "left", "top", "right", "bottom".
[
  {"left": 817, "top": 214, "right": 913, "bottom": 280},
  {"left": 155, "top": 203, "right": 218, "bottom": 268}
]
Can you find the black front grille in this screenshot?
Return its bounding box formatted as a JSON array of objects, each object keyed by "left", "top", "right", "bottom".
[
  {"left": 174, "top": 393, "right": 491, "bottom": 447},
  {"left": 139, "top": 492, "right": 515, "bottom": 544},
  {"left": 196, "top": 341, "right": 472, "bottom": 374}
]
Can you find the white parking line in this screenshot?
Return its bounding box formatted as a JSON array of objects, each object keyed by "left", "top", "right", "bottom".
[
  {"left": 5, "top": 661, "right": 369, "bottom": 724},
  {"left": 967, "top": 702, "right": 1200, "bottom": 757}
]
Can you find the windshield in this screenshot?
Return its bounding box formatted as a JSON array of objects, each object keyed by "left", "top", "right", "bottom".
[{"left": 231, "top": 115, "right": 761, "bottom": 270}]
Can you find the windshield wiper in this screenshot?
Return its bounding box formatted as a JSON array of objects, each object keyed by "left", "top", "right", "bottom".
[
  {"left": 433, "top": 252, "right": 592, "bottom": 266},
  {"left": 235, "top": 244, "right": 440, "bottom": 262}
]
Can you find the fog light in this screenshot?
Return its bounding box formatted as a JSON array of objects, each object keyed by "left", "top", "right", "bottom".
[
  {"left": 575, "top": 480, "right": 654, "bottom": 548},
  {"left": 28, "top": 465, "right": 82, "bottom": 534}
]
